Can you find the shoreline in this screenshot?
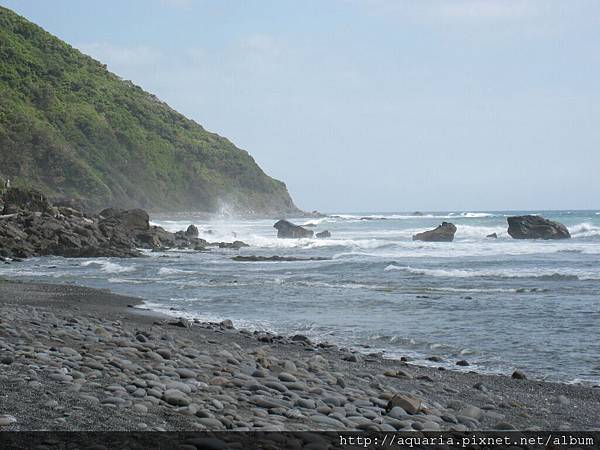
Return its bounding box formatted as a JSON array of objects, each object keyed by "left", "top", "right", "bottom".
[{"left": 0, "top": 277, "right": 599, "bottom": 431}]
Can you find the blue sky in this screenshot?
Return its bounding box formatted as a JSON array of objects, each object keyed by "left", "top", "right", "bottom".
[{"left": 3, "top": 0, "right": 600, "bottom": 212}]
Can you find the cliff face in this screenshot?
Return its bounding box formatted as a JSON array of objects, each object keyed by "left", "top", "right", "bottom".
[{"left": 0, "top": 7, "right": 301, "bottom": 216}]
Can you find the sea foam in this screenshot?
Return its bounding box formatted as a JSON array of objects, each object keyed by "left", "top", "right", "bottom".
[{"left": 81, "top": 260, "right": 135, "bottom": 273}]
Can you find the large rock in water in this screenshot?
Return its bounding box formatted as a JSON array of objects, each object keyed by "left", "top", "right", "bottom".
[
  {"left": 507, "top": 215, "right": 571, "bottom": 240},
  {"left": 273, "top": 220, "right": 314, "bottom": 239},
  {"left": 185, "top": 224, "right": 199, "bottom": 238},
  {"left": 412, "top": 222, "right": 457, "bottom": 242}
]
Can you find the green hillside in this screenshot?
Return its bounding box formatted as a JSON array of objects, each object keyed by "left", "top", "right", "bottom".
[{"left": 0, "top": 6, "right": 300, "bottom": 215}]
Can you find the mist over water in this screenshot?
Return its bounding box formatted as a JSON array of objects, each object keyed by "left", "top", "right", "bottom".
[{"left": 3, "top": 210, "right": 600, "bottom": 384}]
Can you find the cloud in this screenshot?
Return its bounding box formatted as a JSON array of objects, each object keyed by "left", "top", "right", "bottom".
[{"left": 356, "top": 0, "right": 542, "bottom": 22}]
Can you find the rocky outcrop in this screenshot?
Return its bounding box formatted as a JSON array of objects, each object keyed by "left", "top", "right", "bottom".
[
  {"left": 507, "top": 215, "right": 571, "bottom": 240},
  {"left": 2, "top": 188, "right": 50, "bottom": 214},
  {"left": 232, "top": 255, "right": 330, "bottom": 262},
  {"left": 412, "top": 222, "right": 457, "bottom": 242},
  {"left": 0, "top": 188, "right": 246, "bottom": 259},
  {"left": 217, "top": 241, "right": 249, "bottom": 250},
  {"left": 99, "top": 208, "right": 149, "bottom": 232},
  {"left": 487, "top": 233, "right": 498, "bottom": 239},
  {"left": 273, "top": 220, "right": 314, "bottom": 239},
  {"left": 316, "top": 230, "right": 331, "bottom": 238},
  {"left": 185, "top": 224, "right": 199, "bottom": 238}
]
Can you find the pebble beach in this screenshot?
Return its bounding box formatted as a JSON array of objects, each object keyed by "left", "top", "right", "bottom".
[{"left": 0, "top": 278, "right": 598, "bottom": 433}]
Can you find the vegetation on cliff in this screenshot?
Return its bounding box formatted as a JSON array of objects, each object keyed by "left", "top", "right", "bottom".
[{"left": 0, "top": 6, "right": 300, "bottom": 215}]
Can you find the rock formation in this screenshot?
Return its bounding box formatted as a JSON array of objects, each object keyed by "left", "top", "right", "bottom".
[
  {"left": 412, "top": 222, "right": 457, "bottom": 242},
  {"left": 0, "top": 188, "right": 247, "bottom": 259},
  {"left": 273, "top": 220, "right": 314, "bottom": 239},
  {"left": 507, "top": 215, "right": 571, "bottom": 240},
  {"left": 316, "top": 230, "right": 331, "bottom": 238},
  {"left": 185, "top": 224, "right": 199, "bottom": 238}
]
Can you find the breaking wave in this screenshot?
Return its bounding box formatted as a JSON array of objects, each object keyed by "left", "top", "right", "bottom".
[
  {"left": 81, "top": 260, "right": 136, "bottom": 273},
  {"left": 569, "top": 222, "right": 600, "bottom": 238},
  {"left": 384, "top": 264, "right": 598, "bottom": 281}
]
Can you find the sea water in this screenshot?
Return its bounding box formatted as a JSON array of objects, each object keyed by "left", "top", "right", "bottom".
[{"left": 2, "top": 210, "right": 599, "bottom": 384}]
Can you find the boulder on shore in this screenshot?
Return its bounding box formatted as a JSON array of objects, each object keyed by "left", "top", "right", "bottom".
[
  {"left": 507, "top": 215, "right": 571, "bottom": 240},
  {"left": 316, "top": 230, "right": 331, "bottom": 238},
  {"left": 412, "top": 222, "right": 457, "bottom": 242},
  {"left": 273, "top": 220, "right": 314, "bottom": 239}
]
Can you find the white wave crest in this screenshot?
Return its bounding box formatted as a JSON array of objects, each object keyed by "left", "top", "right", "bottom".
[
  {"left": 158, "top": 267, "right": 195, "bottom": 275},
  {"left": 81, "top": 260, "right": 136, "bottom": 273},
  {"left": 569, "top": 222, "right": 600, "bottom": 238},
  {"left": 384, "top": 264, "right": 600, "bottom": 281},
  {"left": 459, "top": 212, "right": 494, "bottom": 218}
]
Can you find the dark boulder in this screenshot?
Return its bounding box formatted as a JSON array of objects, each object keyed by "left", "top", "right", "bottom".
[
  {"left": 98, "top": 207, "right": 122, "bottom": 219},
  {"left": 487, "top": 233, "right": 498, "bottom": 239},
  {"left": 2, "top": 188, "right": 50, "bottom": 214},
  {"left": 103, "top": 209, "right": 150, "bottom": 231},
  {"left": 273, "top": 220, "right": 314, "bottom": 239},
  {"left": 217, "top": 240, "right": 249, "bottom": 249},
  {"left": 412, "top": 222, "right": 457, "bottom": 242},
  {"left": 512, "top": 369, "right": 527, "bottom": 380},
  {"left": 316, "top": 230, "right": 331, "bottom": 238},
  {"left": 185, "top": 224, "right": 199, "bottom": 238},
  {"left": 507, "top": 215, "right": 570, "bottom": 240}
]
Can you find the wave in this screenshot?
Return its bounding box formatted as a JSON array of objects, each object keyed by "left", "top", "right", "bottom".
[
  {"left": 453, "top": 212, "right": 495, "bottom": 218},
  {"left": 329, "top": 212, "right": 497, "bottom": 221},
  {"left": 569, "top": 222, "right": 600, "bottom": 238},
  {"left": 384, "top": 264, "right": 598, "bottom": 281},
  {"left": 420, "top": 286, "right": 547, "bottom": 294},
  {"left": 81, "top": 260, "right": 135, "bottom": 274},
  {"left": 158, "top": 267, "right": 195, "bottom": 275}
]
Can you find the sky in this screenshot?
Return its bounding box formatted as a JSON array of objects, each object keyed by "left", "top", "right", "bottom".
[{"left": 2, "top": 0, "right": 600, "bottom": 212}]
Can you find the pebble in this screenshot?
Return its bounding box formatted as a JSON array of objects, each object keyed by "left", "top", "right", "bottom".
[
  {"left": 163, "top": 389, "right": 192, "bottom": 407},
  {"left": 386, "top": 394, "right": 421, "bottom": 415},
  {"left": 133, "top": 404, "right": 148, "bottom": 414},
  {"left": 278, "top": 372, "right": 297, "bottom": 383},
  {"left": 459, "top": 406, "right": 483, "bottom": 421},
  {"left": 175, "top": 368, "right": 197, "bottom": 379},
  {"left": 512, "top": 370, "right": 527, "bottom": 380},
  {"left": 0, "top": 415, "right": 17, "bottom": 426}
]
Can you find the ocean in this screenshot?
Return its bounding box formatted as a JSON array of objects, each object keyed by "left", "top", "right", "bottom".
[{"left": 3, "top": 210, "right": 600, "bottom": 385}]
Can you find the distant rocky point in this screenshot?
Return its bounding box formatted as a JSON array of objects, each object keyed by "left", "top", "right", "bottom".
[
  {"left": 507, "top": 215, "right": 571, "bottom": 240},
  {"left": 413, "top": 222, "right": 457, "bottom": 242},
  {"left": 0, "top": 6, "right": 300, "bottom": 217}
]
